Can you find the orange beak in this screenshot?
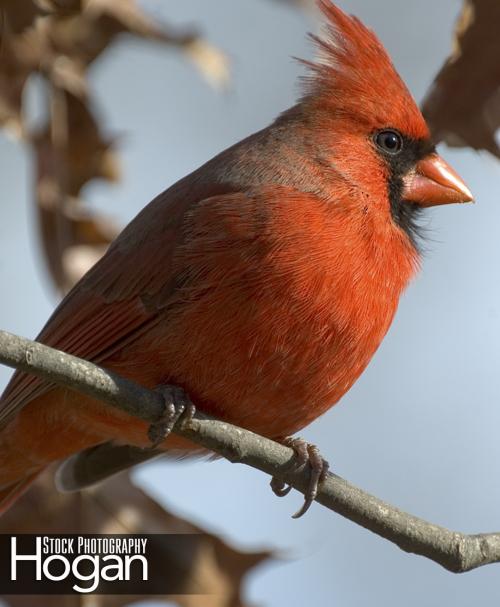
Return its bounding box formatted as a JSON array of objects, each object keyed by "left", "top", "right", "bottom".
[{"left": 402, "top": 154, "right": 474, "bottom": 207}]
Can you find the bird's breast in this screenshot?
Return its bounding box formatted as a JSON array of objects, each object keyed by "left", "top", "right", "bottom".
[{"left": 109, "top": 189, "right": 419, "bottom": 439}]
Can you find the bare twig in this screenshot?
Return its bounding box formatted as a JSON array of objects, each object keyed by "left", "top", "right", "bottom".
[{"left": 0, "top": 328, "right": 499, "bottom": 573}]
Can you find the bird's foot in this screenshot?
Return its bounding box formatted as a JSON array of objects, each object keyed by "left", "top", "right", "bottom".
[
  {"left": 147, "top": 384, "right": 196, "bottom": 448},
  {"left": 270, "top": 437, "right": 329, "bottom": 518}
]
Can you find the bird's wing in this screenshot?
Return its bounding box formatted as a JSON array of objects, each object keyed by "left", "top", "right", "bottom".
[{"left": 0, "top": 183, "right": 236, "bottom": 427}]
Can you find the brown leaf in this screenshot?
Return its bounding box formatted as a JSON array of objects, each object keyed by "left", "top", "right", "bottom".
[
  {"left": 0, "top": 0, "right": 40, "bottom": 35},
  {"left": 0, "top": 49, "right": 29, "bottom": 136},
  {"left": 0, "top": 469, "right": 272, "bottom": 607},
  {"left": 37, "top": 195, "right": 119, "bottom": 292},
  {"left": 184, "top": 38, "right": 230, "bottom": 90},
  {"left": 33, "top": 91, "right": 120, "bottom": 293},
  {"left": 422, "top": 0, "right": 500, "bottom": 157},
  {"left": 34, "top": 92, "right": 119, "bottom": 196},
  {"left": 0, "top": 0, "right": 229, "bottom": 295},
  {"left": 87, "top": 0, "right": 231, "bottom": 88},
  {"left": 35, "top": 0, "right": 82, "bottom": 15},
  {"left": 37, "top": 0, "right": 230, "bottom": 87},
  {"left": 0, "top": 2, "right": 43, "bottom": 134}
]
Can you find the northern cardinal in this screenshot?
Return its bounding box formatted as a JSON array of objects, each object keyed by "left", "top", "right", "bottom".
[{"left": 0, "top": 1, "right": 472, "bottom": 516}]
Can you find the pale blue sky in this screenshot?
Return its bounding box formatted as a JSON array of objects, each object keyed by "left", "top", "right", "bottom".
[{"left": 2, "top": 1, "right": 500, "bottom": 605}]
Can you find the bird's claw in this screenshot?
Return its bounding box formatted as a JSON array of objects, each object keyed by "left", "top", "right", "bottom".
[
  {"left": 147, "top": 384, "right": 196, "bottom": 448},
  {"left": 270, "top": 476, "right": 293, "bottom": 497},
  {"left": 270, "top": 437, "right": 329, "bottom": 518}
]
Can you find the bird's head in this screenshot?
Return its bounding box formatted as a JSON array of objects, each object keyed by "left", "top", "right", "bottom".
[{"left": 300, "top": 1, "right": 473, "bottom": 245}]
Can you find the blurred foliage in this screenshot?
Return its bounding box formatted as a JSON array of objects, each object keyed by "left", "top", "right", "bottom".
[
  {"left": 0, "top": 469, "right": 272, "bottom": 607},
  {"left": 422, "top": 0, "right": 500, "bottom": 157},
  {"left": 0, "top": 0, "right": 230, "bottom": 294}
]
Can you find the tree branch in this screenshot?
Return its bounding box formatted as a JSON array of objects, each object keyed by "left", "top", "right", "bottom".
[{"left": 0, "top": 328, "right": 499, "bottom": 573}]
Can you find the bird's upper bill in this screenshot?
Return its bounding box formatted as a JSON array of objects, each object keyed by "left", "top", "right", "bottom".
[{"left": 402, "top": 154, "right": 474, "bottom": 207}]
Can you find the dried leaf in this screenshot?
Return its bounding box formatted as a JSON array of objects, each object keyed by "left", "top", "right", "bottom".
[
  {"left": 32, "top": 91, "right": 120, "bottom": 293},
  {"left": 422, "top": 0, "right": 500, "bottom": 157},
  {"left": 80, "top": 0, "right": 231, "bottom": 88},
  {"left": 0, "top": 0, "right": 40, "bottom": 35},
  {"left": 0, "top": 49, "right": 29, "bottom": 136},
  {"left": 0, "top": 2, "right": 42, "bottom": 134},
  {"left": 184, "top": 38, "right": 230, "bottom": 90},
  {"left": 35, "top": 0, "right": 82, "bottom": 15},
  {"left": 0, "top": 470, "right": 271, "bottom": 607},
  {"left": 49, "top": 55, "right": 87, "bottom": 97},
  {"left": 1, "top": 0, "right": 230, "bottom": 295},
  {"left": 34, "top": 92, "right": 119, "bottom": 196}
]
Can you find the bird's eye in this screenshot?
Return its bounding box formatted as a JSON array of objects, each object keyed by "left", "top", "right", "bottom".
[{"left": 374, "top": 130, "right": 403, "bottom": 155}]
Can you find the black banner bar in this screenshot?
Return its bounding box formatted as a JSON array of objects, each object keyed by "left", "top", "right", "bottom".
[{"left": 0, "top": 534, "right": 207, "bottom": 595}]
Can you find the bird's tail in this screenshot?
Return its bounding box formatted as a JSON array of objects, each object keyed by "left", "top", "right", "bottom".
[
  {"left": 0, "top": 469, "right": 43, "bottom": 516},
  {"left": 56, "top": 443, "right": 161, "bottom": 492}
]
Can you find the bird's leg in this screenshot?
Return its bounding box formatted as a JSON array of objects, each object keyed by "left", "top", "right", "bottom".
[
  {"left": 270, "top": 437, "right": 329, "bottom": 518},
  {"left": 147, "top": 385, "right": 196, "bottom": 448}
]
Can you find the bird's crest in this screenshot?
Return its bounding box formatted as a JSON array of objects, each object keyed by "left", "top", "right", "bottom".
[{"left": 302, "top": 1, "right": 429, "bottom": 139}]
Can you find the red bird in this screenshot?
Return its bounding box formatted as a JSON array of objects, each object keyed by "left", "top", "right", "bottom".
[{"left": 0, "top": 1, "right": 472, "bottom": 516}]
